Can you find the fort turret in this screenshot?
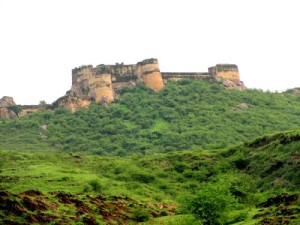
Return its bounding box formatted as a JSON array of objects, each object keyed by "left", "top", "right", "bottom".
[
  {"left": 69, "top": 58, "right": 164, "bottom": 107},
  {"left": 208, "top": 64, "right": 240, "bottom": 82},
  {"left": 136, "top": 58, "right": 164, "bottom": 91}
]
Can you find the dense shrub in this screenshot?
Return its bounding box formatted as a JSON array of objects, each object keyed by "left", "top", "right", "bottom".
[
  {"left": 2, "top": 80, "right": 300, "bottom": 155},
  {"left": 131, "top": 171, "right": 155, "bottom": 183},
  {"left": 182, "top": 181, "right": 240, "bottom": 225}
]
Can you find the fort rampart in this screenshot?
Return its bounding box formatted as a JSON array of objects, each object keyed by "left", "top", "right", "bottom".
[
  {"left": 1, "top": 59, "right": 242, "bottom": 117},
  {"left": 64, "top": 59, "right": 240, "bottom": 112}
]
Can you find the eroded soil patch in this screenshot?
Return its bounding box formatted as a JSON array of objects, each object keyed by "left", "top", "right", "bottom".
[{"left": 0, "top": 190, "right": 177, "bottom": 224}]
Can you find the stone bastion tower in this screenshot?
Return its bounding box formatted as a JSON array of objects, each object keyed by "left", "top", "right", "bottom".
[
  {"left": 71, "top": 58, "right": 164, "bottom": 102},
  {"left": 54, "top": 59, "right": 164, "bottom": 111}
]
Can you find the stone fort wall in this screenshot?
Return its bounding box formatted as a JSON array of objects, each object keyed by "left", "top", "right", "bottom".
[
  {"left": 67, "top": 59, "right": 240, "bottom": 111},
  {"left": 1, "top": 59, "right": 242, "bottom": 117}
]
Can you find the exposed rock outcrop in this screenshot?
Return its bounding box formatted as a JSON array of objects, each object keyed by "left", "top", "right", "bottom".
[
  {"left": 222, "top": 79, "right": 246, "bottom": 90},
  {"left": 0, "top": 96, "right": 16, "bottom": 107},
  {"left": 0, "top": 108, "right": 18, "bottom": 119},
  {"left": 0, "top": 96, "right": 52, "bottom": 119},
  {"left": 53, "top": 96, "right": 92, "bottom": 113},
  {"left": 0, "top": 96, "right": 18, "bottom": 119},
  {"left": 284, "top": 88, "right": 300, "bottom": 94}
]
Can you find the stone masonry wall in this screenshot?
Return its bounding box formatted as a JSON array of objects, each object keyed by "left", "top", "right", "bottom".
[
  {"left": 209, "top": 64, "right": 240, "bottom": 82},
  {"left": 70, "top": 58, "right": 165, "bottom": 105},
  {"left": 162, "top": 72, "right": 212, "bottom": 81},
  {"left": 51, "top": 59, "right": 242, "bottom": 113}
]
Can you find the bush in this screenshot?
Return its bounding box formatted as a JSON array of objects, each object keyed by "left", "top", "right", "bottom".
[
  {"left": 131, "top": 171, "right": 155, "bottom": 183},
  {"left": 131, "top": 208, "right": 151, "bottom": 222},
  {"left": 88, "top": 180, "right": 102, "bottom": 193},
  {"left": 8, "top": 105, "right": 22, "bottom": 115},
  {"left": 174, "top": 163, "right": 188, "bottom": 173},
  {"left": 182, "top": 181, "right": 239, "bottom": 225}
]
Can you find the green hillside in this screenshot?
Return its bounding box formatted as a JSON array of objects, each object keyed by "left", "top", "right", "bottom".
[
  {"left": 1, "top": 80, "right": 300, "bottom": 155},
  {"left": 0, "top": 80, "right": 299, "bottom": 224},
  {"left": 0, "top": 129, "right": 299, "bottom": 224}
]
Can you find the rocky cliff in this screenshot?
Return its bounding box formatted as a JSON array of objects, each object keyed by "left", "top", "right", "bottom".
[{"left": 0, "top": 96, "right": 18, "bottom": 119}]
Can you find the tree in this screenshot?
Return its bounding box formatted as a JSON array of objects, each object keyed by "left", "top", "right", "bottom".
[
  {"left": 8, "top": 105, "right": 22, "bottom": 116},
  {"left": 39, "top": 100, "right": 47, "bottom": 105},
  {"left": 182, "top": 181, "right": 238, "bottom": 225}
]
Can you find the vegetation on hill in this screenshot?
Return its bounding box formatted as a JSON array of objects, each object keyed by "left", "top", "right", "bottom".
[
  {"left": 1, "top": 80, "right": 300, "bottom": 156},
  {"left": 0, "top": 128, "right": 299, "bottom": 224},
  {"left": 0, "top": 80, "right": 299, "bottom": 224}
]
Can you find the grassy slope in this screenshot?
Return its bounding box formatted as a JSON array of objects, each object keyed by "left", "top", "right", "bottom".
[
  {"left": 1, "top": 127, "right": 299, "bottom": 198},
  {"left": 0, "top": 80, "right": 299, "bottom": 224},
  {"left": 0, "top": 129, "right": 299, "bottom": 224}
]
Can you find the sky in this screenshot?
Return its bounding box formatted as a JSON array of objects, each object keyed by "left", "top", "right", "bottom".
[{"left": 0, "top": 0, "right": 299, "bottom": 105}]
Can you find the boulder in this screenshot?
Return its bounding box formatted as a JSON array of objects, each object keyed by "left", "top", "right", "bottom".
[
  {"left": 223, "top": 80, "right": 246, "bottom": 90},
  {"left": 0, "top": 96, "right": 16, "bottom": 107}
]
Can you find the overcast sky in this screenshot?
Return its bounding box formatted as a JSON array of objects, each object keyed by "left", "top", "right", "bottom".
[{"left": 0, "top": 0, "right": 299, "bottom": 104}]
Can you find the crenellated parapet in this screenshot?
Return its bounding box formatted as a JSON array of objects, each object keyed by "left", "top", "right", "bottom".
[{"left": 208, "top": 64, "right": 240, "bottom": 82}]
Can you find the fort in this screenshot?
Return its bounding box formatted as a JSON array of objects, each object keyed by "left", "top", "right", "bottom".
[
  {"left": 53, "top": 58, "right": 242, "bottom": 112},
  {"left": 0, "top": 58, "right": 244, "bottom": 118}
]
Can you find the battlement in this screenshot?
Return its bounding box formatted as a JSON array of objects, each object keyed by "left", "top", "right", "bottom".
[
  {"left": 209, "top": 64, "right": 240, "bottom": 82},
  {"left": 21, "top": 104, "right": 53, "bottom": 110},
  {"left": 71, "top": 59, "right": 241, "bottom": 82},
  {"left": 162, "top": 72, "right": 212, "bottom": 80},
  {"left": 72, "top": 65, "right": 93, "bottom": 75},
  {"left": 137, "top": 58, "right": 158, "bottom": 65}
]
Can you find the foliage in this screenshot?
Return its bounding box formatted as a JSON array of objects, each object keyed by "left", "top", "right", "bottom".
[
  {"left": 0, "top": 128, "right": 299, "bottom": 224},
  {"left": 39, "top": 100, "right": 47, "bottom": 105},
  {"left": 132, "top": 208, "right": 151, "bottom": 222},
  {"left": 88, "top": 179, "right": 103, "bottom": 193},
  {"left": 8, "top": 104, "right": 22, "bottom": 115},
  {"left": 2, "top": 80, "right": 300, "bottom": 156},
  {"left": 182, "top": 181, "right": 240, "bottom": 225},
  {"left": 0, "top": 80, "right": 300, "bottom": 224}
]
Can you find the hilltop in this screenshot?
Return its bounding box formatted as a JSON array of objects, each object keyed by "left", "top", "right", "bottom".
[{"left": 0, "top": 58, "right": 245, "bottom": 118}]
